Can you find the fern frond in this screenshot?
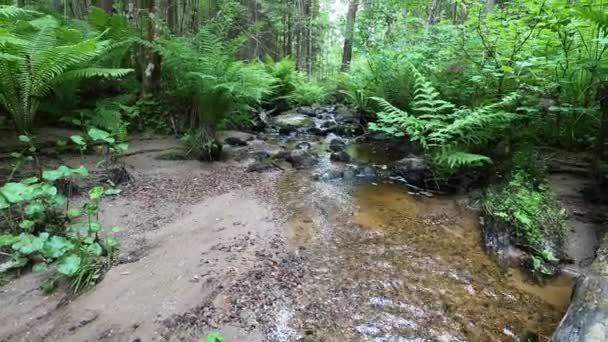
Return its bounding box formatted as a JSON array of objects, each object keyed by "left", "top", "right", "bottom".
[
  {"left": 435, "top": 149, "right": 493, "bottom": 170},
  {"left": 0, "top": 5, "right": 41, "bottom": 19},
  {"left": 58, "top": 68, "right": 133, "bottom": 81}
]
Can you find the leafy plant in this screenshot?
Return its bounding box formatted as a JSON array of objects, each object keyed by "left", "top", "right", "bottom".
[
  {"left": 0, "top": 163, "right": 119, "bottom": 293},
  {"left": 483, "top": 169, "right": 565, "bottom": 275},
  {"left": 285, "top": 79, "right": 330, "bottom": 106},
  {"left": 181, "top": 128, "right": 223, "bottom": 162},
  {"left": 370, "top": 67, "right": 519, "bottom": 172},
  {"left": 0, "top": 7, "right": 133, "bottom": 132}
]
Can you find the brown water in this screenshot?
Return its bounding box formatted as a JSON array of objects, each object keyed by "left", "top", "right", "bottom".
[{"left": 278, "top": 176, "right": 573, "bottom": 341}]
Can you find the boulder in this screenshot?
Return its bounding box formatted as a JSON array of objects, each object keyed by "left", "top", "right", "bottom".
[
  {"left": 329, "top": 138, "right": 346, "bottom": 152},
  {"left": 296, "top": 106, "right": 317, "bottom": 116},
  {"left": 217, "top": 130, "right": 255, "bottom": 146},
  {"left": 393, "top": 156, "right": 431, "bottom": 186},
  {"left": 295, "top": 142, "right": 312, "bottom": 151},
  {"left": 319, "top": 121, "right": 337, "bottom": 134},
  {"left": 287, "top": 149, "right": 318, "bottom": 169},
  {"left": 356, "top": 165, "right": 377, "bottom": 178},
  {"left": 553, "top": 236, "right": 608, "bottom": 342},
  {"left": 481, "top": 216, "right": 528, "bottom": 268},
  {"left": 246, "top": 161, "right": 276, "bottom": 173},
  {"left": 334, "top": 106, "right": 357, "bottom": 124},
  {"left": 330, "top": 151, "right": 351, "bottom": 163},
  {"left": 272, "top": 112, "right": 315, "bottom": 133}
]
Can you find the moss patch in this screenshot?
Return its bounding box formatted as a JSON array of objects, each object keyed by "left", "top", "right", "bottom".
[{"left": 483, "top": 170, "right": 566, "bottom": 275}]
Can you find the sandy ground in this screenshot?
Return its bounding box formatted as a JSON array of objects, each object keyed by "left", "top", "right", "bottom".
[{"left": 0, "top": 137, "right": 283, "bottom": 341}]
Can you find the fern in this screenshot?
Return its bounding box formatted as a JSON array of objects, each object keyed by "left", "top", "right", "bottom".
[
  {"left": 0, "top": 5, "right": 40, "bottom": 19},
  {"left": 156, "top": 29, "right": 276, "bottom": 130},
  {"left": 0, "top": 14, "right": 133, "bottom": 132},
  {"left": 371, "top": 68, "right": 519, "bottom": 172}
]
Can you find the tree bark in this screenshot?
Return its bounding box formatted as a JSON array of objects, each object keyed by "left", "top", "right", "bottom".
[
  {"left": 101, "top": 0, "right": 113, "bottom": 14},
  {"left": 167, "top": 0, "right": 177, "bottom": 33},
  {"left": 427, "top": 0, "right": 441, "bottom": 25},
  {"left": 340, "top": 0, "right": 359, "bottom": 72},
  {"left": 141, "top": 0, "right": 161, "bottom": 96}
]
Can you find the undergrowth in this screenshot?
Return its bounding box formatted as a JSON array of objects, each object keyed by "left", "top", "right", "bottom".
[{"left": 482, "top": 153, "right": 566, "bottom": 275}]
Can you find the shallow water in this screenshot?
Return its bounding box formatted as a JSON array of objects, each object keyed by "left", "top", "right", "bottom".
[{"left": 277, "top": 175, "right": 573, "bottom": 341}]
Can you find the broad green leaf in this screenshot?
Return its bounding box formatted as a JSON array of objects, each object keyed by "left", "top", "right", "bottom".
[
  {"left": 12, "top": 233, "right": 49, "bottom": 255},
  {"left": 0, "top": 182, "right": 28, "bottom": 203},
  {"left": 86, "top": 242, "right": 103, "bottom": 256},
  {"left": 18, "top": 135, "right": 30, "bottom": 143},
  {"left": 114, "top": 143, "right": 128, "bottom": 152},
  {"left": 67, "top": 208, "right": 82, "bottom": 218},
  {"left": 89, "top": 186, "right": 105, "bottom": 200},
  {"left": 206, "top": 332, "right": 224, "bottom": 342},
  {"left": 24, "top": 202, "right": 44, "bottom": 217},
  {"left": 42, "top": 166, "right": 70, "bottom": 181},
  {"left": 104, "top": 188, "right": 122, "bottom": 196},
  {"left": 42, "top": 236, "right": 73, "bottom": 258},
  {"left": 32, "top": 262, "right": 48, "bottom": 273},
  {"left": 57, "top": 254, "right": 81, "bottom": 276},
  {"left": 19, "top": 219, "right": 35, "bottom": 230},
  {"left": 87, "top": 127, "right": 112, "bottom": 142},
  {"left": 111, "top": 226, "right": 120, "bottom": 233},
  {"left": 72, "top": 165, "right": 89, "bottom": 177},
  {"left": 21, "top": 177, "right": 38, "bottom": 184},
  {"left": 88, "top": 222, "right": 102, "bottom": 233},
  {"left": 0, "top": 195, "right": 8, "bottom": 210},
  {"left": 0, "top": 234, "right": 19, "bottom": 247},
  {"left": 70, "top": 135, "right": 86, "bottom": 146},
  {"left": 104, "top": 238, "right": 118, "bottom": 249}
]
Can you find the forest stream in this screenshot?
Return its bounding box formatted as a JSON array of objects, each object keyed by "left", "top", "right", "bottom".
[{"left": 0, "top": 107, "right": 581, "bottom": 341}]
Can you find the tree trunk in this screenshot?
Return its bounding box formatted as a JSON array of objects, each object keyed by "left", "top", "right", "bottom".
[
  {"left": 427, "top": 0, "right": 441, "bottom": 25},
  {"left": 141, "top": 0, "right": 161, "bottom": 96},
  {"left": 340, "top": 0, "right": 359, "bottom": 72},
  {"left": 485, "top": 0, "right": 496, "bottom": 12},
  {"left": 167, "top": 0, "right": 177, "bottom": 33},
  {"left": 101, "top": 0, "right": 113, "bottom": 14},
  {"left": 552, "top": 234, "right": 608, "bottom": 341}
]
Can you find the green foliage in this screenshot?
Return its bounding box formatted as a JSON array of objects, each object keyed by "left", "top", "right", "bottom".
[
  {"left": 0, "top": 157, "right": 119, "bottom": 292},
  {"left": 483, "top": 169, "right": 565, "bottom": 274},
  {"left": 0, "top": 7, "right": 133, "bottom": 132},
  {"left": 181, "top": 128, "right": 223, "bottom": 162},
  {"left": 285, "top": 80, "right": 329, "bottom": 106},
  {"left": 156, "top": 28, "right": 276, "bottom": 131},
  {"left": 339, "top": 50, "right": 416, "bottom": 114},
  {"left": 206, "top": 332, "right": 224, "bottom": 342},
  {"left": 370, "top": 68, "right": 519, "bottom": 172}
]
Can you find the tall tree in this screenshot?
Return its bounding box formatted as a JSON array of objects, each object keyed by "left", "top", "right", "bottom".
[
  {"left": 141, "top": 0, "right": 161, "bottom": 96},
  {"left": 427, "top": 0, "right": 441, "bottom": 25},
  {"left": 341, "top": 0, "right": 359, "bottom": 72},
  {"left": 101, "top": 0, "right": 113, "bottom": 14}
]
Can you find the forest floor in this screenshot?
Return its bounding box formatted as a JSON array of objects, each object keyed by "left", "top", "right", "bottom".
[{"left": 0, "top": 126, "right": 605, "bottom": 341}]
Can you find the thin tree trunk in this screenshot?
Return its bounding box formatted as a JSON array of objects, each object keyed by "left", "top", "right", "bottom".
[
  {"left": 427, "top": 0, "right": 441, "bottom": 25},
  {"left": 101, "top": 0, "right": 113, "bottom": 14},
  {"left": 340, "top": 0, "right": 359, "bottom": 72},
  {"left": 141, "top": 0, "right": 161, "bottom": 96},
  {"left": 167, "top": 0, "right": 177, "bottom": 33}
]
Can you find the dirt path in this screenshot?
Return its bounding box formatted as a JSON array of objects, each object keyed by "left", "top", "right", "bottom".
[{"left": 0, "top": 137, "right": 284, "bottom": 341}]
